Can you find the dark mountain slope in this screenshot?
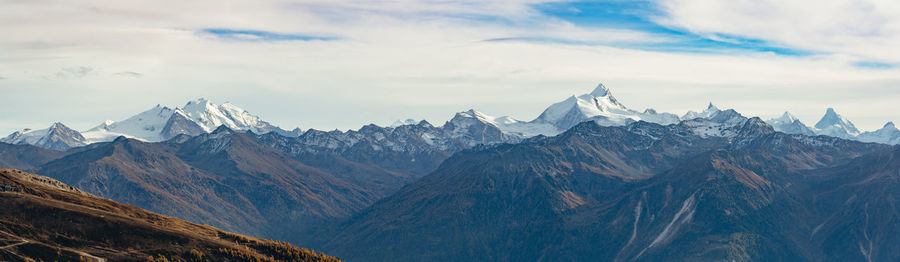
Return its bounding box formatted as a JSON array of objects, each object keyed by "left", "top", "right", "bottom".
[
  {"left": 36, "top": 128, "right": 381, "bottom": 245},
  {"left": 315, "top": 121, "right": 735, "bottom": 261},
  {"left": 172, "top": 128, "right": 379, "bottom": 239},
  {"left": 796, "top": 147, "right": 900, "bottom": 261},
  {"left": 0, "top": 142, "right": 67, "bottom": 170},
  {"left": 317, "top": 120, "right": 893, "bottom": 261},
  {"left": 36, "top": 136, "right": 261, "bottom": 235},
  {"left": 0, "top": 168, "right": 339, "bottom": 261}
]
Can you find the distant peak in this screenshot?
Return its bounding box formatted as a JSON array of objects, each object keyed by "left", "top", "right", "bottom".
[
  {"left": 590, "top": 83, "right": 610, "bottom": 97},
  {"left": 390, "top": 119, "right": 418, "bottom": 127},
  {"left": 777, "top": 111, "right": 798, "bottom": 122},
  {"left": 417, "top": 120, "right": 433, "bottom": 127},
  {"left": 884, "top": 121, "right": 896, "bottom": 129},
  {"left": 211, "top": 125, "right": 234, "bottom": 134},
  {"left": 187, "top": 98, "right": 212, "bottom": 105},
  {"left": 825, "top": 107, "right": 837, "bottom": 115},
  {"left": 462, "top": 109, "right": 486, "bottom": 117},
  {"left": 706, "top": 103, "right": 719, "bottom": 111}
]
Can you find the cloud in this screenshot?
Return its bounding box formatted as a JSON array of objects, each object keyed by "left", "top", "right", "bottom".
[
  {"left": 114, "top": 71, "right": 143, "bottom": 78},
  {"left": 200, "top": 28, "right": 338, "bottom": 42},
  {"left": 55, "top": 66, "right": 94, "bottom": 79},
  {"left": 0, "top": 0, "right": 898, "bottom": 133},
  {"left": 652, "top": 0, "right": 900, "bottom": 63}
]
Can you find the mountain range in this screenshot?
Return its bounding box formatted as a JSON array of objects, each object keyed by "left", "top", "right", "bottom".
[
  {"left": 4, "top": 84, "right": 899, "bottom": 152},
  {"left": 2, "top": 83, "right": 900, "bottom": 261},
  {"left": 316, "top": 118, "right": 897, "bottom": 261}
]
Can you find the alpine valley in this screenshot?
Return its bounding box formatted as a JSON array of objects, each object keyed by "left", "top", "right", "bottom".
[{"left": 2, "top": 83, "right": 900, "bottom": 261}]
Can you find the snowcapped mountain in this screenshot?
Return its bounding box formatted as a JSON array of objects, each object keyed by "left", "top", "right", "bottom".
[
  {"left": 1, "top": 123, "right": 87, "bottom": 151},
  {"left": 3, "top": 98, "right": 300, "bottom": 150},
  {"left": 81, "top": 98, "right": 297, "bottom": 143},
  {"left": 444, "top": 109, "right": 559, "bottom": 138},
  {"left": 814, "top": 108, "right": 860, "bottom": 139},
  {"left": 683, "top": 103, "right": 721, "bottom": 120},
  {"left": 390, "top": 119, "right": 419, "bottom": 128},
  {"left": 532, "top": 83, "right": 680, "bottom": 130},
  {"left": 394, "top": 84, "right": 760, "bottom": 141},
  {"left": 858, "top": 122, "right": 900, "bottom": 145},
  {"left": 767, "top": 112, "right": 816, "bottom": 136}
]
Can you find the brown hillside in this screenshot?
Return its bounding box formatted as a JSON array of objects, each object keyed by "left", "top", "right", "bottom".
[{"left": 0, "top": 168, "right": 340, "bottom": 262}]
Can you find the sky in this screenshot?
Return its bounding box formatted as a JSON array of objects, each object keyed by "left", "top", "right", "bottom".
[{"left": 2, "top": 0, "right": 900, "bottom": 135}]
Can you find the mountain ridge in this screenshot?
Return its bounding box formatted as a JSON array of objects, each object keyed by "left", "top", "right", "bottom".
[{"left": 5, "top": 84, "right": 900, "bottom": 151}]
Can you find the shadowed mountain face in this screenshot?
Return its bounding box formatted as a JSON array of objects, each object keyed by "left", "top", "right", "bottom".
[
  {"left": 316, "top": 120, "right": 895, "bottom": 261},
  {"left": 0, "top": 142, "right": 67, "bottom": 170},
  {"left": 4, "top": 119, "right": 519, "bottom": 247},
  {"left": 0, "top": 168, "right": 339, "bottom": 262},
  {"left": 35, "top": 129, "right": 385, "bottom": 245}
]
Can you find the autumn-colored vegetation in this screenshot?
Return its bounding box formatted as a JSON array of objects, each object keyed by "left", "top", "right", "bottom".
[{"left": 0, "top": 168, "right": 340, "bottom": 261}]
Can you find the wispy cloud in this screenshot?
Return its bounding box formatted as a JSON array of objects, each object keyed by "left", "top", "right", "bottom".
[
  {"left": 55, "top": 66, "right": 94, "bottom": 79},
  {"left": 114, "top": 71, "right": 143, "bottom": 78},
  {"left": 200, "top": 29, "right": 338, "bottom": 42},
  {"left": 652, "top": 0, "right": 900, "bottom": 64}
]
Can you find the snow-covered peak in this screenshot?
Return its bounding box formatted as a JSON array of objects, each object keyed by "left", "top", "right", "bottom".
[
  {"left": 1, "top": 122, "right": 86, "bottom": 151},
  {"left": 185, "top": 98, "right": 211, "bottom": 106},
  {"left": 683, "top": 103, "right": 721, "bottom": 120},
  {"left": 858, "top": 121, "right": 900, "bottom": 145},
  {"left": 814, "top": 108, "right": 860, "bottom": 138},
  {"left": 178, "top": 98, "right": 283, "bottom": 135},
  {"left": 459, "top": 109, "right": 499, "bottom": 123},
  {"left": 774, "top": 112, "right": 798, "bottom": 123},
  {"left": 390, "top": 119, "right": 419, "bottom": 128},
  {"left": 590, "top": 83, "right": 610, "bottom": 97},
  {"left": 533, "top": 84, "right": 653, "bottom": 130},
  {"left": 766, "top": 111, "right": 815, "bottom": 136},
  {"left": 78, "top": 98, "right": 289, "bottom": 143}
]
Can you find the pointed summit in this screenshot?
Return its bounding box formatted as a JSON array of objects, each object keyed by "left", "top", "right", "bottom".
[
  {"left": 590, "top": 83, "right": 610, "bottom": 97},
  {"left": 1, "top": 122, "right": 86, "bottom": 151},
  {"left": 766, "top": 111, "right": 814, "bottom": 136},
  {"left": 532, "top": 83, "right": 678, "bottom": 130},
  {"left": 858, "top": 121, "right": 900, "bottom": 144},
  {"left": 779, "top": 111, "right": 797, "bottom": 121},
  {"left": 814, "top": 108, "right": 860, "bottom": 138},
  {"left": 683, "top": 102, "right": 722, "bottom": 120}
]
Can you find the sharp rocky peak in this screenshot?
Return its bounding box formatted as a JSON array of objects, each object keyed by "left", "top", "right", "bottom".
[
  {"left": 814, "top": 108, "right": 859, "bottom": 133},
  {"left": 590, "top": 83, "right": 611, "bottom": 97}
]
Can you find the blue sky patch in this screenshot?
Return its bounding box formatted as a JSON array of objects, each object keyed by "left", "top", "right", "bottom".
[
  {"left": 529, "top": 1, "right": 814, "bottom": 56},
  {"left": 853, "top": 61, "right": 896, "bottom": 69},
  {"left": 201, "top": 28, "right": 337, "bottom": 41}
]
